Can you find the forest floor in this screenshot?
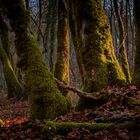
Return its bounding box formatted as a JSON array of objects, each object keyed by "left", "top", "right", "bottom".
[{"left": 0, "top": 85, "right": 140, "bottom": 140}]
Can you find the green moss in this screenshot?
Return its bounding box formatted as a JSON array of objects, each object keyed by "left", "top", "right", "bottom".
[
  {"left": 4, "top": 0, "right": 68, "bottom": 119},
  {"left": 43, "top": 121, "right": 113, "bottom": 135},
  {"left": 42, "top": 121, "right": 138, "bottom": 136},
  {"left": 79, "top": 0, "right": 126, "bottom": 92},
  {"left": 76, "top": 0, "right": 126, "bottom": 109},
  {"left": 23, "top": 37, "right": 68, "bottom": 119}
]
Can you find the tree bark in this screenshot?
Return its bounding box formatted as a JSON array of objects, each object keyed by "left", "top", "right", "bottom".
[
  {"left": 113, "top": 0, "right": 131, "bottom": 83},
  {"left": 1, "top": 0, "right": 68, "bottom": 119},
  {"left": 74, "top": 0, "right": 127, "bottom": 109},
  {"left": 0, "top": 45, "right": 22, "bottom": 98},
  {"left": 77, "top": 0, "right": 126, "bottom": 93},
  {"left": 54, "top": 0, "right": 70, "bottom": 95},
  {"left": 69, "top": 0, "right": 84, "bottom": 84},
  {"left": 0, "top": 15, "right": 22, "bottom": 98},
  {"left": 133, "top": 0, "right": 140, "bottom": 86}
]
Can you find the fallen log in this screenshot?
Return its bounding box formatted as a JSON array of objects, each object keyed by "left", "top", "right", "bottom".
[{"left": 42, "top": 121, "right": 139, "bottom": 136}]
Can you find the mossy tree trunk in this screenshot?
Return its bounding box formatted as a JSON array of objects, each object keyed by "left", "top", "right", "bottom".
[
  {"left": 0, "top": 15, "right": 22, "bottom": 98},
  {"left": 76, "top": 0, "right": 126, "bottom": 93},
  {"left": 76, "top": 0, "right": 126, "bottom": 109},
  {"left": 133, "top": 0, "right": 140, "bottom": 86},
  {"left": 113, "top": 0, "right": 131, "bottom": 83},
  {"left": 2, "top": 0, "right": 68, "bottom": 119},
  {"left": 54, "top": 0, "right": 70, "bottom": 95}
]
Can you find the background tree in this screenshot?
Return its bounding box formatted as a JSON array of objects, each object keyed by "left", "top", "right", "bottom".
[
  {"left": 133, "top": 0, "right": 140, "bottom": 86},
  {"left": 0, "top": 15, "right": 22, "bottom": 98},
  {"left": 54, "top": 0, "right": 70, "bottom": 95},
  {"left": 113, "top": 0, "right": 131, "bottom": 83}
]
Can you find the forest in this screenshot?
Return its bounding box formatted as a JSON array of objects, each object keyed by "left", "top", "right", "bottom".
[{"left": 0, "top": 0, "right": 140, "bottom": 139}]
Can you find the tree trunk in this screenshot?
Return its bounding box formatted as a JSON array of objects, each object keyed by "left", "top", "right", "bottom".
[
  {"left": 76, "top": 0, "right": 126, "bottom": 109},
  {"left": 54, "top": 0, "right": 70, "bottom": 95},
  {"left": 133, "top": 0, "right": 140, "bottom": 86},
  {"left": 0, "top": 15, "right": 22, "bottom": 98},
  {"left": 49, "top": 0, "right": 58, "bottom": 73},
  {"left": 0, "top": 15, "right": 12, "bottom": 62},
  {"left": 77, "top": 0, "right": 126, "bottom": 93},
  {"left": 113, "top": 0, "right": 131, "bottom": 83},
  {"left": 0, "top": 45, "right": 22, "bottom": 98},
  {"left": 2, "top": 0, "right": 68, "bottom": 119},
  {"left": 69, "top": 0, "right": 84, "bottom": 85}
]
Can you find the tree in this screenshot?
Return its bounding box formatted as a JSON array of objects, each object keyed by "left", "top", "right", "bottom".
[
  {"left": 0, "top": 15, "right": 22, "bottom": 98},
  {"left": 49, "top": 0, "right": 58, "bottom": 72},
  {"left": 113, "top": 0, "right": 131, "bottom": 83},
  {"left": 133, "top": 0, "right": 140, "bottom": 86},
  {"left": 0, "top": 45, "right": 22, "bottom": 98},
  {"left": 69, "top": 0, "right": 85, "bottom": 84},
  {"left": 54, "top": 0, "right": 70, "bottom": 95},
  {"left": 76, "top": 0, "right": 126, "bottom": 108},
  {"left": 1, "top": 0, "right": 68, "bottom": 119}
]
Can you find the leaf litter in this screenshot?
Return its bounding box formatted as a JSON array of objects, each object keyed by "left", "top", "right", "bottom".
[{"left": 0, "top": 85, "right": 140, "bottom": 139}]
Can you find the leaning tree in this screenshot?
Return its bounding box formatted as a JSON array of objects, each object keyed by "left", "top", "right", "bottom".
[{"left": 0, "top": 0, "right": 69, "bottom": 119}]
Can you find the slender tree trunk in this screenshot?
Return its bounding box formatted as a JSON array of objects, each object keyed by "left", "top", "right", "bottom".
[
  {"left": 69, "top": 0, "right": 84, "bottom": 85},
  {"left": 0, "top": 15, "right": 22, "bottom": 98},
  {"left": 133, "top": 0, "right": 140, "bottom": 86},
  {"left": 43, "top": 0, "right": 52, "bottom": 60},
  {"left": 0, "top": 15, "right": 11, "bottom": 61},
  {"left": 0, "top": 45, "right": 22, "bottom": 98},
  {"left": 54, "top": 0, "right": 70, "bottom": 95},
  {"left": 49, "top": 0, "right": 58, "bottom": 73},
  {"left": 2, "top": 0, "right": 68, "bottom": 119},
  {"left": 113, "top": 0, "right": 131, "bottom": 83}
]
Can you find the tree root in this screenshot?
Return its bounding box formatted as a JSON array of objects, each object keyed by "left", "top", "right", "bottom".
[
  {"left": 55, "top": 78, "right": 140, "bottom": 107},
  {"left": 55, "top": 78, "right": 108, "bottom": 100}
]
